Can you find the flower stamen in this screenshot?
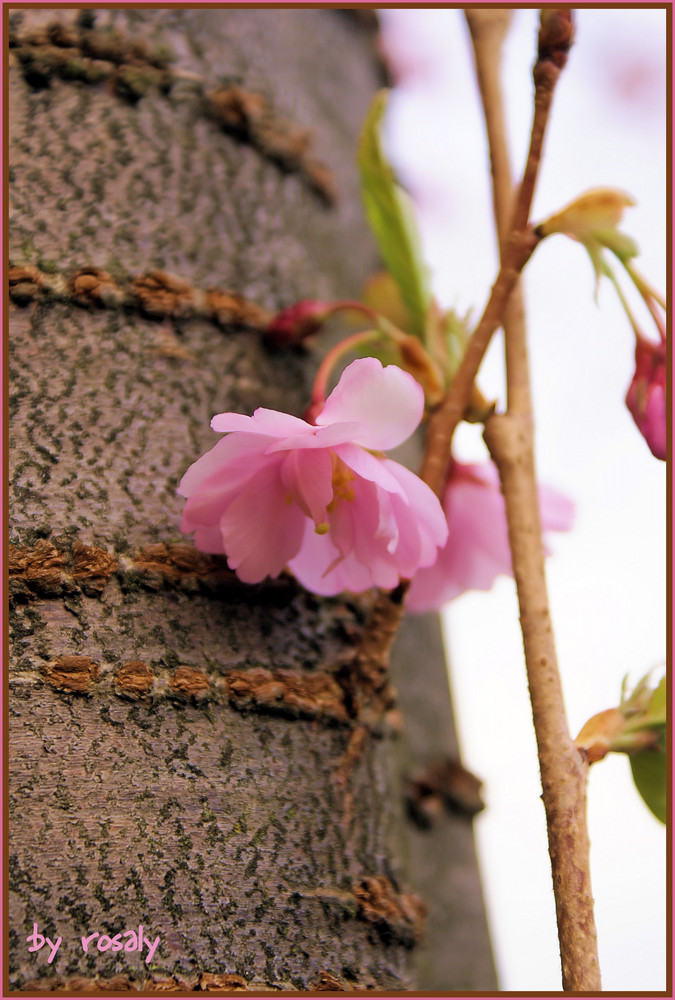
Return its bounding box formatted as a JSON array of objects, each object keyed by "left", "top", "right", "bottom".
[{"left": 326, "top": 455, "right": 356, "bottom": 513}]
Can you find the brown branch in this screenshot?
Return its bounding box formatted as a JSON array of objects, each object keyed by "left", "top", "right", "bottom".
[
  {"left": 464, "top": 10, "right": 514, "bottom": 241},
  {"left": 419, "top": 227, "right": 538, "bottom": 497},
  {"left": 465, "top": 8, "right": 529, "bottom": 415},
  {"left": 484, "top": 417, "right": 600, "bottom": 991},
  {"left": 421, "top": 11, "right": 574, "bottom": 500},
  {"left": 469, "top": 9, "right": 601, "bottom": 991}
]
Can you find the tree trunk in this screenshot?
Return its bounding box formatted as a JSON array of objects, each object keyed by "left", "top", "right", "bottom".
[{"left": 8, "top": 8, "right": 496, "bottom": 992}]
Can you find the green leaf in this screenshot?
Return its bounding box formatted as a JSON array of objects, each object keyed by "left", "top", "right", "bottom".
[
  {"left": 361, "top": 270, "right": 414, "bottom": 332},
  {"left": 646, "top": 675, "right": 667, "bottom": 726},
  {"left": 621, "top": 670, "right": 667, "bottom": 731},
  {"left": 358, "top": 90, "right": 432, "bottom": 337},
  {"left": 444, "top": 308, "right": 471, "bottom": 379},
  {"left": 596, "top": 228, "right": 640, "bottom": 262},
  {"left": 630, "top": 741, "right": 667, "bottom": 824},
  {"left": 585, "top": 240, "right": 611, "bottom": 302}
]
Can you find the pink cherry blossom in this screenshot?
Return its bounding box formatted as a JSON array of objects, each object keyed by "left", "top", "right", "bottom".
[
  {"left": 625, "top": 337, "right": 666, "bottom": 460},
  {"left": 178, "top": 358, "right": 448, "bottom": 592},
  {"left": 406, "top": 461, "right": 574, "bottom": 612}
]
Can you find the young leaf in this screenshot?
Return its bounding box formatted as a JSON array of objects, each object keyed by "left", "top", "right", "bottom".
[
  {"left": 622, "top": 671, "right": 667, "bottom": 731},
  {"left": 361, "top": 270, "right": 414, "bottom": 332},
  {"left": 645, "top": 674, "right": 667, "bottom": 726},
  {"left": 358, "top": 91, "right": 432, "bottom": 337},
  {"left": 630, "top": 742, "right": 667, "bottom": 824}
]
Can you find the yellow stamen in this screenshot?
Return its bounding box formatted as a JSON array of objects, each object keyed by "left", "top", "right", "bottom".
[{"left": 325, "top": 454, "right": 356, "bottom": 514}]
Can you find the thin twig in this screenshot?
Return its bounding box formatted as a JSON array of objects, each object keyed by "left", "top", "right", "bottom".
[
  {"left": 465, "top": 8, "right": 529, "bottom": 415},
  {"left": 421, "top": 11, "right": 575, "bottom": 499},
  {"left": 465, "top": 10, "right": 514, "bottom": 241},
  {"left": 419, "top": 227, "right": 538, "bottom": 497},
  {"left": 468, "top": 9, "right": 601, "bottom": 990},
  {"left": 483, "top": 419, "right": 601, "bottom": 992}
]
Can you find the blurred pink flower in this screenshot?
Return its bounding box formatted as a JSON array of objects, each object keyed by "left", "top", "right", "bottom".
[
  {"left": 406, "top": 461, "right": 574, "bottom": 612},
  {"left": 625, "top": 337, "right": 666, "bottom": 460},
  {"left": 178, "top": 358, "right": 448, "bottom": 591}
]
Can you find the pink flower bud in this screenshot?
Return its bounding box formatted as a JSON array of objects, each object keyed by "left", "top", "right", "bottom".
[
  {"left": 625, "top": 338, "right": 666, "bottom": 460},
  {"left": 264, "top": 300, "right": 333, "bottom": 347}
]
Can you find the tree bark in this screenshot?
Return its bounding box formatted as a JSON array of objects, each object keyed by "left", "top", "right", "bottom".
[{"left": 8, "top": 8, "right": 496, "bottom": 991}]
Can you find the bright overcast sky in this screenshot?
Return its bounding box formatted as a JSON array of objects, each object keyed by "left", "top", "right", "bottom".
[{"left": 379, "top": 8, "right": 667, "bottom": 992}]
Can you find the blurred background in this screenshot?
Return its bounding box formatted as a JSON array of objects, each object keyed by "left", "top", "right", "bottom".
[{"left": 378, "top": 8, "right": 667, "bottom": 992}]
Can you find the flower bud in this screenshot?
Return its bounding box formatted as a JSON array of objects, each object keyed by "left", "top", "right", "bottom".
[
  {"left": 538, "top": 9, "right": 575, "bottom": 69},
  {"left": 264, "top": 299, "right": 333, "bottom": 347},
  {"left": 625, "top": 337, "right": 666, "bottom": 460},
  {"left": 575, "top": 708, "right": 628, "bottom": 764},
  {"left": 536, "top": 188, "right": 636, "bottom": 245}
]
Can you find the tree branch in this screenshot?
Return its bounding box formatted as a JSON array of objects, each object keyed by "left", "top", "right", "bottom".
[
  {"left": 419, "top": 12, "right": 575, "bottom": 499},
  {"left": 468, "top": 9, "right": 601, "bottom": 990},
  {"left": 419, "top": 227, "right": 538, "bottom": 497}
]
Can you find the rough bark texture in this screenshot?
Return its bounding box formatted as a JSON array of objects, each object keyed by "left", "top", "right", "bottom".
[{"left": 8, "top": 8, "right": 496, "bottom": 992}]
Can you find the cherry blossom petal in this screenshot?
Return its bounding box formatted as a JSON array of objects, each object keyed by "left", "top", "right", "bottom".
[
  {"left": 189, "top": 525, "right": 228, "bottom": 555},
  {"left": 265, "top": 421, "right": 365, "bottom": 453},
  {"left": 374, "top": 487, "right": 400, "bottom": 554},
  {"left": 211, "top": 408, "right": 313, "bottom": 436},
  {"left": 180, "top": 449, "right": 283, "bottom": 538},
  {"left": 536, "top": 484, "right": 576, "bottom": 533},
  {"left": 288, "top": 522, "right": 375, "bottom": 596},
  {"left": 315, "top": 357, "right": 424, "bottom": 449},
  {"left": 386, "top": 498, "right": 423, "bottom": 576},
  {"left": 297, "top": 519, "right": 401, "bottom": 593},
  {"left": 219, "top": 462, "right": 305, "bottom": 582},
  {"left": 382, "top": 460, "right": 449, "bottom": 565},
  {"left": 335, "top": 480, "right": 393, "bottom": 579},
  {"left": 289, "top": 478, "right": 412, "bottom": 594},
  {"left": 332, "top": 442, "right": 406, "bottom": 495},
  {"left": 281, "top": 448, "right": 334, "bottom": 525},
  {"left": 404, "top": 552, "right": 454, "bottom": 612},
  {"left": 328, "top": 479, "right": 414, "bottom": 590},
  {"left": 178, "top": 433, "right": 271, "bottom": 496}
]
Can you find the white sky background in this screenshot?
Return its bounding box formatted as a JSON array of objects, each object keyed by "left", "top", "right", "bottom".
[{"left": 378, "top": 8, "right": 667, "bottom": 993}]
